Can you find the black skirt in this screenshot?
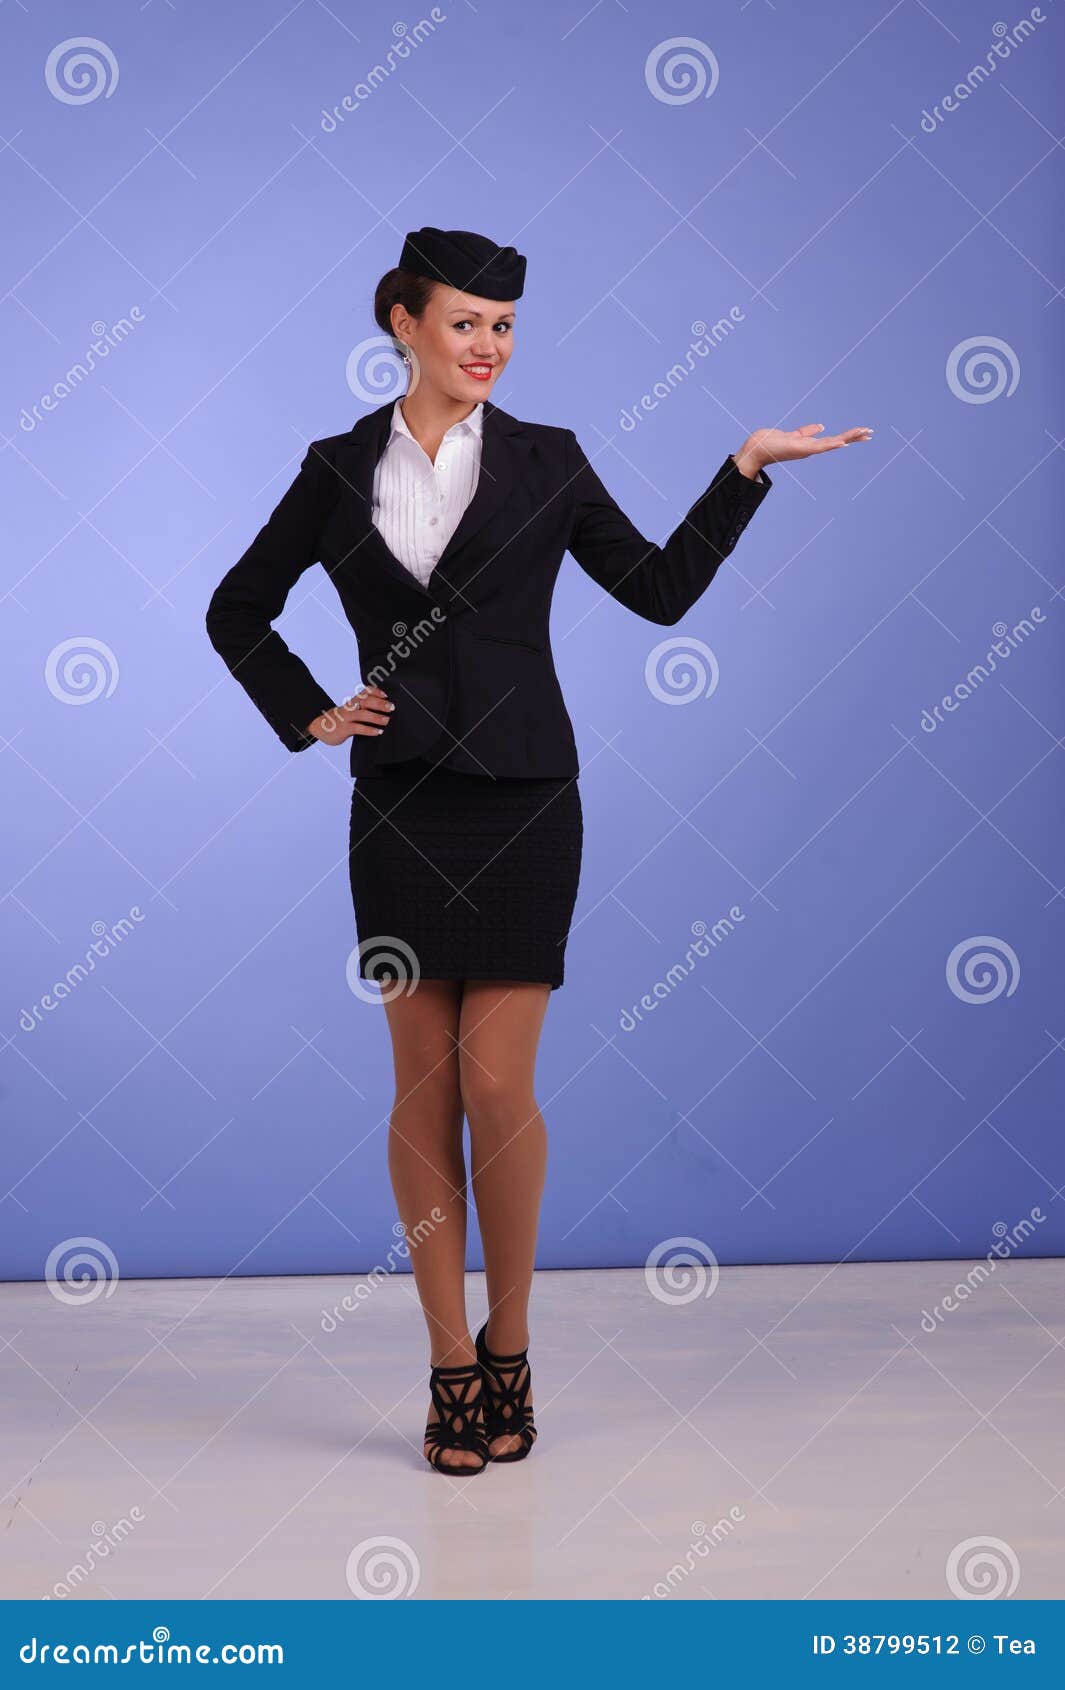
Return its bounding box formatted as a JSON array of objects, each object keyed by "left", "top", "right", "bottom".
[{"left": 348, "top": 757, "right": 583, "bottom": 991}]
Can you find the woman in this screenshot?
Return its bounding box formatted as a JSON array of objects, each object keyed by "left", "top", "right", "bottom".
[{"left": 205, "top": 225, "right": 872, "bottom": 1476}]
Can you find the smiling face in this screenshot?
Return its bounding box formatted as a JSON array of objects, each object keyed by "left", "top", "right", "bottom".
[{"left": 392, "top": 285, "right": 515, "bottom": 404}]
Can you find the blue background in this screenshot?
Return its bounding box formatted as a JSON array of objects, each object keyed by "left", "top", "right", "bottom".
[{"left": 2, "top": 0, "right": 1062, "bottom": 1277}]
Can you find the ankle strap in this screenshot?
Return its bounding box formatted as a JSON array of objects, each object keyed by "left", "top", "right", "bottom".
[{"left": 477, "top": 1325, "right": 529, "bottom": 1365}]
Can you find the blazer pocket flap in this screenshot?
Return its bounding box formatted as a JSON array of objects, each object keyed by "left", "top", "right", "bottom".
[{"left": 470, "top": 629, "right": 545, "bottom": 654}]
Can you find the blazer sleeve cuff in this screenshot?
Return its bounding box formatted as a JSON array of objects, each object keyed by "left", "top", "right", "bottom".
[
  {"left": 287, "top": 723, "right": 320, "bottom": 753},
  {"left": 254, "top": 684, "right": 337, "bottom": 753},
  {"left": 726, "top": 454, "right": 773, "bottom": 496}
]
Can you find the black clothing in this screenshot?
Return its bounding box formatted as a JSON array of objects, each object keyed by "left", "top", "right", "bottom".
[
  {"left": 348, "top": 756, "right": 582, "bottom": 990},
  {"left": 397, "top": 226, "right": 526, "bottom": 299},
  {"left": 204, "top": 399, "right": 772, "bottom": 779}
]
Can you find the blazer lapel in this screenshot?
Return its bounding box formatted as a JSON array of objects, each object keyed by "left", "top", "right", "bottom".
[
  {"left": 332, "top": 401, "right": 424, "bottom": 597},
  {"left": 334, "top": 398, "right": 530, "bottom": 602},
  {"left": 434, "top": 400, "right": 526, "bottom": 574}
]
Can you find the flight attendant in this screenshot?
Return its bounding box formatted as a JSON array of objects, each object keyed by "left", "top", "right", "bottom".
[{"left": 206, "top": 227, "right": 872, "bottom": 1474}]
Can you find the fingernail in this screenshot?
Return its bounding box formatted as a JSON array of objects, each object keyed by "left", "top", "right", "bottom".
[{"left": 376, "top": 728, "right": 384, "bottom": 735}]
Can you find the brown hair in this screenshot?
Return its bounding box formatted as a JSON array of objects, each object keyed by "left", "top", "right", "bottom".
[{"left": 373, "top": 268, "right": 438, "bottom": 348}]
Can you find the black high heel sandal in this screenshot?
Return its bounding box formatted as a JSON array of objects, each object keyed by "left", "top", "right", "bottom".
[
  {"left": 423, "top": 1360, "right": 490, "bottom": 1476},
  {"left": 475, "top": 1321, "right": 538, "bottom": 1463}
]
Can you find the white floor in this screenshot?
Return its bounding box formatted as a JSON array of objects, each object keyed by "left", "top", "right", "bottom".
[{"left": 1, "top": 1262, "right": 1061, "bottom": 1601}]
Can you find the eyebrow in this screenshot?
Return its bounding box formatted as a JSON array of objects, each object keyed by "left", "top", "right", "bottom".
[{"left": 447, "top": 308, "right": 516, "bottom": 319}]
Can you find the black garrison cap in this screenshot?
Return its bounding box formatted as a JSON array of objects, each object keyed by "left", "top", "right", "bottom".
[{"left": 397, "top": 226, "right": 526, "bottom": 300}]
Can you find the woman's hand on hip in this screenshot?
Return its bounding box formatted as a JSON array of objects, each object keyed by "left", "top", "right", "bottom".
[
  {"left": 306, "top": 684, "right": 394, "bottom": 744},
  {"left": 733, "top": 423, "right": 874, "bottom": 479}
]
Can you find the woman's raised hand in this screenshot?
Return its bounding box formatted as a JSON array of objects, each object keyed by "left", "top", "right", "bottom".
[
  {"left": 306, "top": 684, "right": 394, "bottom": 744},
  {"left": 734, "top": 423, "right": 873, "bottom": 479}
]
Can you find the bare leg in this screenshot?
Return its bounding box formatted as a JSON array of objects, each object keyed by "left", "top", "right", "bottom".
[
  {"left": 458, "top": 981, "right": 551, "bottom": 1456},
  {"left": 381, "top": 979, "right": 481, "bottom": 1470}
]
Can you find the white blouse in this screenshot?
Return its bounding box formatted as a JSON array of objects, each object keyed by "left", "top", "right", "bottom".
[{"left": 370, "top": 398, "right": 484, "bottom": 587}]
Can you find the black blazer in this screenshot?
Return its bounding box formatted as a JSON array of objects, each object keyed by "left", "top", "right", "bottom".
[{"left": 205, "top": 399, "right": 772, "bottom": 779}]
